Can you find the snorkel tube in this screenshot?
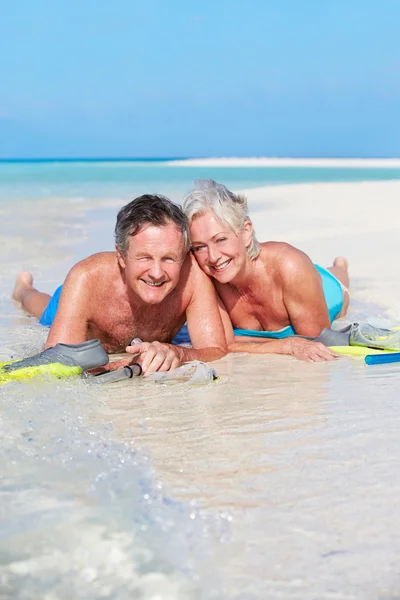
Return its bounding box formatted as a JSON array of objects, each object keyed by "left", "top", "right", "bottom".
[
  {"left": 90, "top": 363, "right": 142, "bottom": 384},
  {"left": 364, "top": 352, "right": 400, "bottom": 365},
  {"left": 1, "top": 337, "right": 218, "bottom": 386},
  {"left": 91, "top": 337, "right": 217, "bottom": 385}
]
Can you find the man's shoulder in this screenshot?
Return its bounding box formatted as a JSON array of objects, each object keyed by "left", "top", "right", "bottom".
[
  {"left": 71, "top": 252, "right": 117, "bottom": 275},
  {"left": 66, "top": 252, "right": 119, "bottom": 290},
  {"left": 184, "top": 253, "right": 211, "bottom": 283},
  {"left": 174, "top": 254, "right": 212, "bottom": 298}
]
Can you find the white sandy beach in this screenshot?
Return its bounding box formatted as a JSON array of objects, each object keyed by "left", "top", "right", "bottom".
[
  {"left": 2, "top": 175, "right": 400, "bottom": 598},
  {"left": 243, "top": 179, "right": 400, "bottom": 320},
  {"left": 167, "top": 157, "right": 400, "bottom": 168}
]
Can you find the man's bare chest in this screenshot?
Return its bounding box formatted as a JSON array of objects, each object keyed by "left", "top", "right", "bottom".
[{"left": 88, "top": 296, "right": 186, "bottom": 351}]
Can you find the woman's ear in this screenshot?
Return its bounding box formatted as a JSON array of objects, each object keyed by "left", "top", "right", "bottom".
[
  {"left": 242, "top": 219, "right": 253, "bottom": 248},
  {"left": 116, "top": 245, "right": 126, "bottom": 268}
]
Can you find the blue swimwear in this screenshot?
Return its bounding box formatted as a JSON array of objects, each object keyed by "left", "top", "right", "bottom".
[
  {"left": 233, "top": 265, "right": 345, "bottom": 339},
  {"left": 39, "top": 265, "right": 344, "bottom": 344},
  {"left": 39, "top": 285, "right": 63, "bottom": 327}
]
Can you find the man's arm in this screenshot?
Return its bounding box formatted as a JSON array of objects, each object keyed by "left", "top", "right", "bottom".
[
  {"left": 279, "top": 247, "right": 331, "bottom": 337},
  {"left": 183, "top": 265, "right": 229, "bottom": 360},
  {"left": 45, "top": 261, "right": 92, "bottom": 349}
]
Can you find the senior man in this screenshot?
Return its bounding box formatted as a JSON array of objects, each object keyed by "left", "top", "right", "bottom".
[{"left": 12, "top": 195, "right": 227, "bottom": 373}]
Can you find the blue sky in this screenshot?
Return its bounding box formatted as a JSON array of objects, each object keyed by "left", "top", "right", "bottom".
[{"left": 0, "top": 0, "right": 399, "bottom": 158}]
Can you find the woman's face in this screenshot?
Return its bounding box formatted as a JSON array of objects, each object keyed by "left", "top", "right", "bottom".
[{"left": 189, "top": 210, "right": 252, "bottom": 284}]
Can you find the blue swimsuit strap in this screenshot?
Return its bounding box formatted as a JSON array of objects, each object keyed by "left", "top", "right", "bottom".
[
  {"left": 233, "top": 325, "right": 295, "bottom": 339},
  {"left": 233, "top": 265, "right": 344, "bottom": 339}
]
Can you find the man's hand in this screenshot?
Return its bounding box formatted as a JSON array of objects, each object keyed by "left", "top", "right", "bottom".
[
  {"left": 126, "top": 341, "right": 182, "bottom": 374},
  {"left": 284, "top": 337, "right": 340, "bottom": 362}
]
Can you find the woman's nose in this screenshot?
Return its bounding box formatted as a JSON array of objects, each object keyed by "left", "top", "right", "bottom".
[{"left": 207, "top": 245, "right": 220, "bottom": 264}]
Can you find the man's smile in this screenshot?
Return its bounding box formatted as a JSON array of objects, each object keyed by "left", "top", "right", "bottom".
[{"left": 141, "top": 279, "right": 166, "bottom": 287}]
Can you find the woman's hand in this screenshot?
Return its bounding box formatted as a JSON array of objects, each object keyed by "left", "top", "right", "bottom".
[{"left": 284, "top": 337, "right": 340, "bottom": 362}]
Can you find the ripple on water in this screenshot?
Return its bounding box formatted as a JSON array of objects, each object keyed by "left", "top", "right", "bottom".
[{"left": 0, "top": 373, "right": 230, "bottom": 599}]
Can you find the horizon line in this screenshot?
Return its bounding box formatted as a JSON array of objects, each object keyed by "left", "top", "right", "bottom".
[{"left": 1, "top": 155, "right": 400, "bottom": 163}]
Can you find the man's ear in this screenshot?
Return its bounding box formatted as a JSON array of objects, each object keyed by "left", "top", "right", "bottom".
[
  {"left": 116, "top": 245, "right": 126, "bottom": 268},
  {"left": 242, "top": 219, "right": 253, "bottom": 248}
]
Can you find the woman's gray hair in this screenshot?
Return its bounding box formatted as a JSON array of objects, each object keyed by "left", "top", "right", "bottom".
[{"left": 183, "top": 180, "right": 260, "bottom": 259}]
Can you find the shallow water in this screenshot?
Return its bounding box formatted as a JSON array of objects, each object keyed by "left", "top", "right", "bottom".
[
  {"left": 2, "top": 159, "right": 400, "bottom": 202},
  {"left": 3, "top": 331, "right": 400, "bottom": 598},
  {"left": 104, "top": 353, "right": 400, "bottom": 598},
  {"left": 0, "top": 357, "right": 226, "bottom": 599},
  {"left": 1, "top": 166, "right": 400, "bottom": 598}
]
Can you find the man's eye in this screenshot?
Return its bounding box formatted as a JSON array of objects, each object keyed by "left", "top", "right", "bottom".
[{"left": 163, "top": 257, "right": 175, "bottom": 263}]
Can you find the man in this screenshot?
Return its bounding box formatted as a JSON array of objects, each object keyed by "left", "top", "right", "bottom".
[{"left": 12, "top": 194, "right": 228, "bottom": 373}]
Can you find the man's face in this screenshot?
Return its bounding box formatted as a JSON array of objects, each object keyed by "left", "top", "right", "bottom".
[{"left": 117, "top": 223, "right": 186, "bottom": 304}]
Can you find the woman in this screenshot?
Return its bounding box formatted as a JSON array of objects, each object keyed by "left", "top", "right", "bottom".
[{"left": 182, "top": 180, "right": 350, "bottom": 362}]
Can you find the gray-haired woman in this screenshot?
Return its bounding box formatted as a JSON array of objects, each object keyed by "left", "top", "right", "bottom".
[{"left": 183, "top": 179, "right": 350, "bottom": 362}]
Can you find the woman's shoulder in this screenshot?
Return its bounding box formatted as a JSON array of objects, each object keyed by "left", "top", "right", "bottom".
[
  {"left": 258, "top": 242, "right": 312, "bottom": 279},
  {"left": 259, "top": 241, "right": 307, "bottom": 262},
  {"left": 259, "top": 240, "right": 297, "bottom": 255}
]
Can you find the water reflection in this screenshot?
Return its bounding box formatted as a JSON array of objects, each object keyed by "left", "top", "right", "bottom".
[
  {"left": 98, "top": 353, "right": 330, "bottom": 510},
  {"left": 96, "top": 353, "right": 400, "bottom": 597}
]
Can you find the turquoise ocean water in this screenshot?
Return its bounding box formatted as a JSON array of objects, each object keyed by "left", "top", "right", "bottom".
[
  {"left": 2, "top": 161, "right": 400, "bottom": 598},
  {"left": 2, "top": 158, "right": 400, "bottom": 201}
]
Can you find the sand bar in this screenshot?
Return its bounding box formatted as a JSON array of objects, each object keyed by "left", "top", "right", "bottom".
[{"left": 167, "top": 157, "right": 400, "bottom": 168}]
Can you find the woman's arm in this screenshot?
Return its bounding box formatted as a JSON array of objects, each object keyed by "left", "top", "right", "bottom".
[
  {"left": 228, "top": 336, "right": 339, "bottom": 362},
  {"left": 217, "top": 291, "right": 338, "bottom": 362}
]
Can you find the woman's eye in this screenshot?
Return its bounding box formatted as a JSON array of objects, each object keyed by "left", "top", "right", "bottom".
[
  {"left": 217, "top": 238, "right": 226, "bottom": 243},
  {"left": 192, "top": 245, "right": 205, "bottom": 252}
]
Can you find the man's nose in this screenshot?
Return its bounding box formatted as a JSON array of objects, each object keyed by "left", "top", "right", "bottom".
[{"left": 147, "top": 261, "right": 164, "bottom": 279}]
